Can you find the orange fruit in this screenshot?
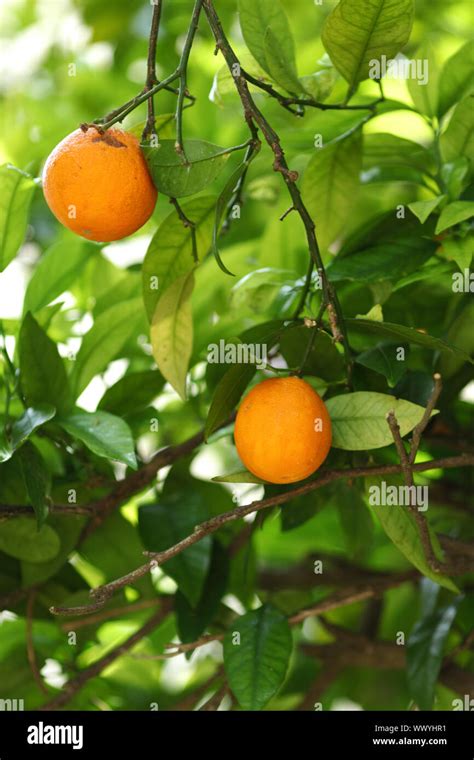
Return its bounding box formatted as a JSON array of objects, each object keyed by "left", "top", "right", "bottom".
[
  {"left": 42, "top": 127, "right": 157, "bottom": 242},
  {"left": 234, "top": 376, "right": 332, "bottom": 484}
]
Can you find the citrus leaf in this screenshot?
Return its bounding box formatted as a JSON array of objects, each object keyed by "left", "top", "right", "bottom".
[
  {"left": 321, "top": 0, "right": 415, "bottom": 97},
  {"left": 70, "top": 298, "right": 142, "bottom": 397},
  {"left": 407, "top": 42, "right": 440, "bottom": 117},
  {"left": 0, "top": 164, "right": 36, "bottom": 272},
  {"left": 438, "top": 40, "right": 474, "bottom": 117},
  {"left": 205, "top": 364, "right": 255, "bottom": 441},
  {"left": 238, "top": 0, "right": 298, "bottom": 93},
  {"left": 23, "top": 233, "right": 96, "bottom": 314},
  {"left": 328, "top": 239, "right": 435, "bottom": 283},
  {"left": 143, "top": 139, "right": 230, "bottom": 197},
  {"left": 355, "top": 343, "right": 408, "bottom": 387},
  {"left": 212, "top": 162, "right": 250, "bottom": 276},
  {"left": 347, "top": 318, "right": 473, "bottom": 360},
  {"left": 441, "top": 97, "right": 474, "bottom": 174},
  {"left": 19, "top": 313, "right": 72, "bottom": 414},
  {"left": 150, "top": 271, "right": 194, "bottom": 400},
  {"left": 98, "top": 370, "right": 164, "bottom": 415},
  {"left": 408, "top": 197, "right": 446, "bottom": 224},
  {"left": 407, "top": 602, "right": 460, "bottom": 709},
  {"left": 224, "top": 604, "right": 292, "bottom": 710},
  {"left": 302, "top": 130, "right": 362, "bottom": 250},
  {"left": 367, "top": 476, "right": 459, "bottom": 593},
  {"left": 435, "top": 201, "right": 474, "bottom": 234},
  {"left": 176, "top": 541, "right": 229, "bottom": 644},
  {"left": 58, "top": 410, "right": 137, "bottom": 469},
  {"left": 143, "top": 196, "right": 215, "bottom": 322},
  {"left": 10, "top": 405, "right": 56, "bottom": 452},
  {"left": 326, "top": 391, "right": 435, "bottom": 450},
  {"left": 0, "top": 517, "right": 60, "bottom": 563},
  {"left": 17, "top": 442, "right": 50, "bottom": 529}
]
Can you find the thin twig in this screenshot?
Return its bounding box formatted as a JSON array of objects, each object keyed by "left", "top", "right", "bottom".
[
  {"left": 175, "top": 0, "right": 204, "bottom": 159},
  {"left": 409, "top": 373, "right": 442, "bottom": 464},
  {"left": 142, "top": 0, "right": 163, "bottom": 141}
]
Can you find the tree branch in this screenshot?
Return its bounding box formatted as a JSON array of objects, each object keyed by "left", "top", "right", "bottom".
[{"left": 50, "top": 454, "right": 474, "bottom": 617}]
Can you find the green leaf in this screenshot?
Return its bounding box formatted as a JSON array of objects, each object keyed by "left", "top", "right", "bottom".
[
  {"left": 363, "top": 133, "right": 435, "bottom": 174},
  {"left": 19, "top": 313, "right": 72, "bottom": 414},
  {"left": 441, "top": 97, "right": 474, "bottom": 174},
  {"left": 224, "top": 604, "right": 292, "bottom": 710},
  {"left": 300, "top": 68, "right": 338, "bottom": 102},
  {"left": 58, "top": 410, "right": 137, "bottom": 469},
  {"left": 98, "top": 370, "right": 164, "bottom": 415},
  {"left": 0, "top": 517, "right": 60, "bottom": 562},
  {"left": 151, "top": 271, "right": 194, "bottom": 401},
  {"left": 70, "top": 298, "right": 142, "bottom": 397},
  {"left": 176, "top": 541, "right": 229, "bottom": 644},
  {"left": 435, "top": 201, "right": 474, "bottom": 234},
  {"left": 302, "top": 130, "right": 362, "bottom": 250},
  {"left": 204, "top": 320, "right": 288, "bottom": 439},
  {"left": 143, "top": 196, "right": 215, "bottom": 322},
  {"left": 326, "top": 391, "right": 434, "bottom": 450},
  {"left": 238, "top": 0, "right": 298, "bottom": 92},
  {"left": 407, "top": 602, "right": 459, "bottom": 709},
  {"left": 263, "top": 28, "right": 301, "bottom": 94},
  {"left": 205, "top": 364, "right": 255, "bottom": 441},
  {"left": 138, "top": 485, "right": 213, "bottom": 607},
  {"left": 212, "top": 162, "right": 249, "bottom": 276},
  {"left": 143, "top": 140, "right": 230, "bottom": 197},
  {"left": 23, "top": 233, "right": 96, "bottom": 314},
  {"left": 0, "top": 164, "right": 36, "bottom": 272},
  {"left": 321, "top": 0, "right": 414, "bottom": 96},
  {"left": 280, "top": 484, "right": 332, "bottom": 531},
  {"left": 407, "top": 42, "right": 440, "bottom": 117},
  {"left": 367, "top": 478, "right": 458, "bottom": 592},
  {"left": 437, "top": 301, "right": 474, "bottom": 380},
  {"left": 9, "top": 404, "right": 56, "bottom": 452},
  {"left": 279, "top": 326, "right": 345, "bottom": 382},
  {"left": 441, "top": 236, "right": 473, "bottom": 272},
  {"left": 336, "top": 482, "right": 373, "bottom": 561},
  {"left": 328, "top": 239, "right": 435, "bottom": 283},
  {"left": 128, "top": 113, "right": 175, "bottom": 139},
  {"left": 347, "top": 318, "right": 473, "bottom": 360},
  {"left": 408, "top": 196, "right": 446, "bottom": 224},
  {"left": 212, "top": 470, "right": 267, "bottom": 484},
  {"left": 355, "top": 343, "right": 408, "bottom": 387},
  {"left": 17, "top": 443, "right": 50, "bottom": 528},
  {"left": 438, "top": 40, "right": 474, "bottom": 117}
]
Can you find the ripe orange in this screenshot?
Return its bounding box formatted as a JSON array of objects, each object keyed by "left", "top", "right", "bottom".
[
  {"left": 234, "top": 376, "right": 332, "bottom": 484},
  {"left": 42, "top": 127, "right": 157, "bottom": 242}
]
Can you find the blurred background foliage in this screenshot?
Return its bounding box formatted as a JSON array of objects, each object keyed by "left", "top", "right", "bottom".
[{"left": 0, "top": 0, "right": 473, "bottom": 712}]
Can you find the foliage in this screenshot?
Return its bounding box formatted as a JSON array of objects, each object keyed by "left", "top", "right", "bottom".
[{"left": 0, "top": 0, "right": 473, "bottom": 713}]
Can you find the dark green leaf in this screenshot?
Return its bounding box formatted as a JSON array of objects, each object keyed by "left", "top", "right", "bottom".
[
  {"left": 19, "top": 313, "right": 72, "bottom": 414},
  {"left": 355, "top": 343, "right": 409, "bottom": 387},
  {"left": 143, "top": 140, "right": 230, "bottom": 197},
  {"left": 347, "top": 318, "right": 473, "bottom": 360},
  {"left": 407, "top": 602, "right": 460, "bottom": 709},
  {"left": 335, "top": 482, "right": 374, "bottom": 561},
  {"left": 441, "top": 97, "right": 474, "bottom": 174},
  {"left": 328, "top": 239, "right": 436, "bottom": 283},
  {"left": 17, "top": 443, "right": 50, "bottom": 528},
  {"left": 280, "top": 326, "right": 345, "bottom": 382},
  {"left": 98, "top": 370, "right": 164, "bottom": 415},
  {"left": 223, "top": 604, "right": 292, "bottom": 710},
  {"left": 138, "top": 488, "right": 212, "bottom": 607},
  {"left": 176, "top": 541, "right": 229, "bottom": 644}
]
